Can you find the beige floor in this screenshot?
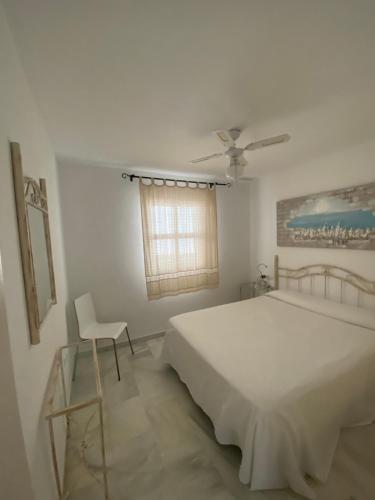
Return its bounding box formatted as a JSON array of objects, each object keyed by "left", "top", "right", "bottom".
[{"left": 64, "top": 337, "right": 375, "bottom": 500}]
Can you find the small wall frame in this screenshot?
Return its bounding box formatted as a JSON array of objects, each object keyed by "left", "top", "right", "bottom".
[{"left": 10, "top": 141, "right": 57, "bottom": 344}]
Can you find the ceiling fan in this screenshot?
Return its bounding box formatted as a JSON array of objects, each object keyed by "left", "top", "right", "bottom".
[{"left": 190, "top": 129, "right": 291, "bottom": 180}]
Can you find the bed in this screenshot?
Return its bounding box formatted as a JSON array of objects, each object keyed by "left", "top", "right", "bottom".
[{"left": 160, "top": 256, "right": 375, "bottom": 498}]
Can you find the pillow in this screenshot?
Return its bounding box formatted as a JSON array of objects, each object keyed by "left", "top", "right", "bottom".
[{"left": 267, "top": 289, "right": 375, "bottom": 331}]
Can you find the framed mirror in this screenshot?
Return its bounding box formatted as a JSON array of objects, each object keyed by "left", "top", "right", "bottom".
[{"left": 11, "top": 142, "right": 57, "bottom": 344}]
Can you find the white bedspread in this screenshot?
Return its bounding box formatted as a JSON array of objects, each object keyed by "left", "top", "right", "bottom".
[{"left": 160, "top": 292, "right": 375, "bottom": 498}]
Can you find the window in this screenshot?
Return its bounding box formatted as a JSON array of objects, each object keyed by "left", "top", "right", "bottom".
[{"left": 139, "top": 182, "right": 219, "bottom": 300}]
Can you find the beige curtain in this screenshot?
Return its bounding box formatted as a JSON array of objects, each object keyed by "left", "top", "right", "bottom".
[{"left": 140, "top": 181, "right": 219, "bottom": 300}]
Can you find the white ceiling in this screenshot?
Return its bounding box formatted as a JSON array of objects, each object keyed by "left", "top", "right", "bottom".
[{"left": 4, "top": 0, "right": 375, "bottom": 178}]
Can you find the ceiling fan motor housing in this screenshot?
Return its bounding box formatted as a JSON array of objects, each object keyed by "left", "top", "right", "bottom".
[{"left": 226, "top": 146, "right": 244, "bottom": 157}]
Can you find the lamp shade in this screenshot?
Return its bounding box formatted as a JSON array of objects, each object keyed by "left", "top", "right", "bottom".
[{"left": 225, "top": 162, "right": 244, "bottom": 181}]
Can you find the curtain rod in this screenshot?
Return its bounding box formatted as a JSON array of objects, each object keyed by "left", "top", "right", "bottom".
[{"left": 121, "top": 172, "right": 231, "bottom": 187}]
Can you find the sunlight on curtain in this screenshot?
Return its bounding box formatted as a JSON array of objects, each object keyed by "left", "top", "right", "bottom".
[{"left": 140, "top": 182, "right": 219, "bottom": 300}]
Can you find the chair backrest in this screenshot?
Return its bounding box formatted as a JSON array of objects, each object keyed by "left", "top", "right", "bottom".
[{"left": 74, "top": 293, "right": 96, "bottom": 338}]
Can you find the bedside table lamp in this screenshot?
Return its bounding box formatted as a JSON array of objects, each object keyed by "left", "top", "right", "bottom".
[{"left": 254, "top": 263, "right": 273, "bottom": 296}]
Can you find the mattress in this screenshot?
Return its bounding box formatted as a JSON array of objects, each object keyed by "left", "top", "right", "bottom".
[{"left": 160, "top": 290, "right": 375, "bottom": 498}]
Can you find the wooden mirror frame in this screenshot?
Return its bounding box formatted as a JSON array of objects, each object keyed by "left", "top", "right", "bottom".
[{"left": 10, "top": 142, "right": 57, "bottom": 345}]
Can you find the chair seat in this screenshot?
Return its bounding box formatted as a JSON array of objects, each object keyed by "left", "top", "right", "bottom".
[{"left": 81, "top": 321, "right": 127, "bottom": 341}]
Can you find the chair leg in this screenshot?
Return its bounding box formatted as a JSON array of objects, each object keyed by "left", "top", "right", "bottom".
[
  {"left": 112, "top": 338, "right": 121, "bottom": 381},
  {"left": 125, "top": 326, "right": 134, "bottom": 355},
  {"left": 72, "top": 343, "right": 80, "bottom": 381}
]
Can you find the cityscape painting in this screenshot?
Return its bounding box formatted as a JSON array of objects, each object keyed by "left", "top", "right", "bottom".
[{"left": 277, "top": 182, "right": 375, "bottom": 250}]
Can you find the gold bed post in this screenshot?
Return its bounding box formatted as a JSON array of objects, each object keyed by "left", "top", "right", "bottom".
[{"left": 274, "top": 255, "right": 279, "bottom": 290}]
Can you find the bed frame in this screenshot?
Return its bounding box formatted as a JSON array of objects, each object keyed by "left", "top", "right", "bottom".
[{"left": 274, "top": 254, "right": 375, "bottom": 306}]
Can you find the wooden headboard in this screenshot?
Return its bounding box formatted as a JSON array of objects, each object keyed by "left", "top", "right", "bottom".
[{"left": 274, "top": 254, "right": 375, "bottom": 306}]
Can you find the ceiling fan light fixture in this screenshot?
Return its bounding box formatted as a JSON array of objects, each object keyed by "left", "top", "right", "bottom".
[{"left": 225, "top": 162, "right": 244, "bottom": 181}]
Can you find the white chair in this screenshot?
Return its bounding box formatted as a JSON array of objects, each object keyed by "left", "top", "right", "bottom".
[{"left": 73, "top": 292, "right": 134, "bottom": 381}]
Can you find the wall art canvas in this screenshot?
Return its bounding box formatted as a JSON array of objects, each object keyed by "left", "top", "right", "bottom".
[{"left": 277, "top": 182, "right": 375, "bottom": 250}]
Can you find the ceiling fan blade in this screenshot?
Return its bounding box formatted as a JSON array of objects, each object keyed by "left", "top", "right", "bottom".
[
  {"left": 213, "top": 129, "right": 235, "bottom": 148},
  {"left": 245, "top": 133, "right": 290, "bottom": 151},
  {"left": 190, "top": 152, "right": 224, "bottom": 163}
]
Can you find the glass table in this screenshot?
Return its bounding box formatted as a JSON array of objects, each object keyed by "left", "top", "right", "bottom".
[{"left": 43, "top": 340, "right": 108, "bottom": 500}]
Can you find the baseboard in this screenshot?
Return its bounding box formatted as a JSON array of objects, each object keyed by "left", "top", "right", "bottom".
[
  {"left": 76, "top": 330, "right": 166, "bottom": 357},
  {"left": 100, "top": 329, "right": 165, "bottom": 351}
]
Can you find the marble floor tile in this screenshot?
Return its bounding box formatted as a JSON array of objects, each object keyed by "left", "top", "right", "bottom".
[
  {"left": 65, "top": 481, "right": 108, "bottom": 500},
  {"left": 160, "top": 450, "right": 236, "bottom": 500},
  {"left": 108, "top": 432, "right": 163, "bottom": 500},
  {"left": 101, "top": 370, "right": 139, "bottom": 408},
  {"left": 146, "top": 337, "right": 164, "bottom": 358},
  {"left": 131, "top": 359, "right": 187, "bottom": 405},
  {"left": 70, "top": 365, "right": 98, "bottom": 404},
  {"left": 103, "top": 397, "right": 152, "bottom": 455},
  {"left": 98, "top": 352, "right": 132, "bottom": 380}
]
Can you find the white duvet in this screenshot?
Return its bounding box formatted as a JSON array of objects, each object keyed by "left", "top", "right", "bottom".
[{"left": 160, "top": 290, "right": 375, "bottom": 498}]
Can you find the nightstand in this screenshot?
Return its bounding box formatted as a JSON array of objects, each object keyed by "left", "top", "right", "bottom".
[{"left": 240, "top": 282, "right": 273, "bottom": 300}]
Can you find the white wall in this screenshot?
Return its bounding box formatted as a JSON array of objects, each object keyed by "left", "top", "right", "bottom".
[
  {"left": 0, "top": 4, "right": 69, "bottom": 499},
  {"left": 58, "top": 162, "right": 251, "bottom": 342},
  {"left": 0, "top": 251, "right": 34, "bottom": 500},
  {"left": 250, "top": 140, "right": 375, "bottom": 283}
]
